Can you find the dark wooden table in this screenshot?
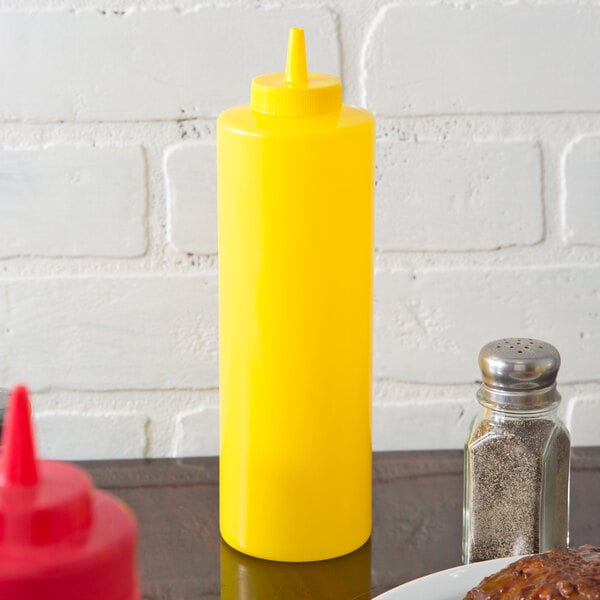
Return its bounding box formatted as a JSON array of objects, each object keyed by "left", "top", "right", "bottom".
[{"left": 84, "top": 448, "right": 600, "bottom": 600}]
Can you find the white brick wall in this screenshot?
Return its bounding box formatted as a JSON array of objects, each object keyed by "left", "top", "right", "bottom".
[
  {"left": 0, "top": 276, "right": 218, "bottom": 390},
  {"left": 375, "top": 139, "right": 543, "bottom": 251},
  {"left": 562, "top": 135, "right": 600, "bottom": 246},
  {"left": 375, "top": 267, "right": 600, "bottom": 384},
  {"left": 364, "top": 4, "right": 600, "bottom": 115},
  {"left": 34, "top": 412, "right": 148, "bottom": 460},
  {"left": 1, "top": 0, "right": 600, "bottom": 459},
  {"left": 165, "top": 142, "right": 217, "bottom": 255},
  {"left": 0, "top": 145, "right": 146, "bottom": 256},
  {"left": 0, "top": 8, "right": 339, "bottom": 121}
]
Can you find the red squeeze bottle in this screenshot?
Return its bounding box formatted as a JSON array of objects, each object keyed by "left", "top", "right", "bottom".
[{"left": 0, "top": 385, "right": 140, "bottom": 600}]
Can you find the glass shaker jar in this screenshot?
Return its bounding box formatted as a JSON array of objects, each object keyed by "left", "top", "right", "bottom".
[{"left": 463, "top": 338, "right": 570, "bottom": 564}]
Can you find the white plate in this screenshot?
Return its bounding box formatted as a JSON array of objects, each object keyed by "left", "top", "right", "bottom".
[{"left": 374, "top": 556, "right": 521, "bottom": 600}]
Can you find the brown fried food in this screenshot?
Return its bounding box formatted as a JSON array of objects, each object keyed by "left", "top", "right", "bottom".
[{"left": 464, "top": 545, "right": 600, "bottom": 600}]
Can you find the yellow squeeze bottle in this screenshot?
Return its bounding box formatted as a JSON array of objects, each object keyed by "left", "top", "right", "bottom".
[{"left": 218, "top": 28, "right": 374, "bottom": 562}]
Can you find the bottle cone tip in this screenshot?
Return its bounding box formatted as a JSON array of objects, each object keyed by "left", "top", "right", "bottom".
[
  {"left": 284, "top": 27, "right": 308, "bottom": 87},
  {"left": 2, "top": 384, "right": 39, "bottom": 485}
]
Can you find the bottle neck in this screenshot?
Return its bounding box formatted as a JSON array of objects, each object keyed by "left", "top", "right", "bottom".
[{"left": 477, "top": 383, "right": 560, "bottom": 416}]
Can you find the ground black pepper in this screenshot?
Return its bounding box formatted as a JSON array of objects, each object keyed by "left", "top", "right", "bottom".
[{"left": 464, "top": 415, "right": 570, "bottom": 562}]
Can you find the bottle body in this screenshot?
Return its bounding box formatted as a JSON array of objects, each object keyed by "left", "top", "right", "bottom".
[
  {"left": 463, "top": 400, "right": 570, "bottom": 563},
  {"left": 218, "top": 106, "right": 374, "bottom": 561}
]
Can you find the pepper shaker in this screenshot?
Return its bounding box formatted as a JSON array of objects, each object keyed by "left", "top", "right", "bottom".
[{"left": 463, "top": 338, "right": 570, "bottom": 564}]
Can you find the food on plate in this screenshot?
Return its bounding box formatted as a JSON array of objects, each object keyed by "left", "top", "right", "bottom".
[{"left": 464, "top": 545, "right": 600, "bottom": 600}]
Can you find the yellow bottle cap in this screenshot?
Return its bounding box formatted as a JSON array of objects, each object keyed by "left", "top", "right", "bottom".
[{"left": 251, "top": 28, "right": 342, "bottom": 117}]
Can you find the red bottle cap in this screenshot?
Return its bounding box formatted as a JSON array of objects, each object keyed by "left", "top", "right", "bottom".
[{"left": 0, "top": 385, "right": 140, "bottom": 600}]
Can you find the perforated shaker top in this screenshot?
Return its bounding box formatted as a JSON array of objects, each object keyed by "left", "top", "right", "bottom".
[{"left": 479, "top": 338, "right": 561, "bottom": 392}]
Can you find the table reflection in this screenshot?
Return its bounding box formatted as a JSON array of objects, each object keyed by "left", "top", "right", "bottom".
[{"left": 220, "top": 538, "right": 371, "bottom": 599}]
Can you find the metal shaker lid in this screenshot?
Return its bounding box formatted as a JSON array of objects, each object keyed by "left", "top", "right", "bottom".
[{"left": 478, "top": 338, "right": 561, "bottom": 409}]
